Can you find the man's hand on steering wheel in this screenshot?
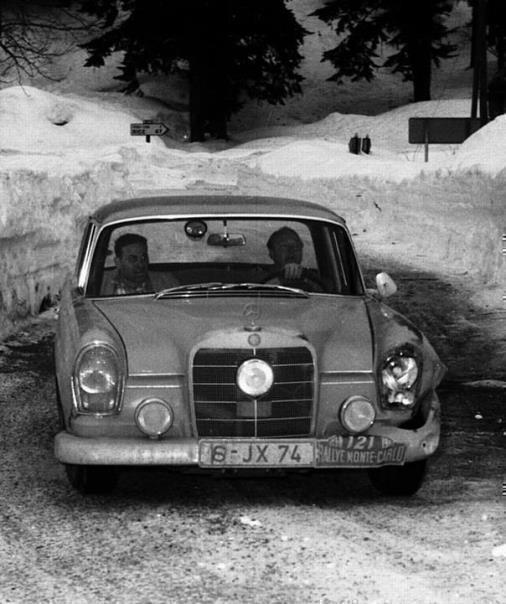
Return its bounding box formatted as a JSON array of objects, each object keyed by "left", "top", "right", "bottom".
[
  {"left": 262, "top": 264, "right": 326, "bottom": 292},
  {"left": 282, "top": 262, "right": 304, "bottom": 280}
]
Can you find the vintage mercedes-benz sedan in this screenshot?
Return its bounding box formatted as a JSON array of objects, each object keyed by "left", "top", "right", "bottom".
[{"left": 54, "top": 194, "right": 445, "bottom": 494}]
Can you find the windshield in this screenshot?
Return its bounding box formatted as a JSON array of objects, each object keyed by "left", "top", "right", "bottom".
[{"left": 85, "top": 217, "right": 364, "bottom": 297}]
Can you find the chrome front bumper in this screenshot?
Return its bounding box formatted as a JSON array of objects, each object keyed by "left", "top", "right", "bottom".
[
  {"left": 55, "top": 434, "right": 199, "bottom": 465},
  {"left": 55, "top": 399, "right": 440, "bottom": 467}
]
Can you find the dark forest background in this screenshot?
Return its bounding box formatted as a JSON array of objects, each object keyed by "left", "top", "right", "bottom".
[{"left": 1, "top": 0, "right": 505, "bottom": 140}]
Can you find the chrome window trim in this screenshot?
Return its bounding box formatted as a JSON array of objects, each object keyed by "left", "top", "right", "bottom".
[
  {"left": 77, "top": 220, "right": 99, "bottom": 291},
  {"left": 96, "top": 212, "right": 345, "bottom": 227}
]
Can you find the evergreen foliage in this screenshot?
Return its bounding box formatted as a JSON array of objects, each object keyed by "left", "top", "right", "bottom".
[
  {"left": 485, "top": 0, "right": 506, "bottom": 69},
  {"left": 312, "top": 0, "right": 457, "bottom": 101},
  {"left": 78, "top": 0, "right": 306, "bottom": 140}
]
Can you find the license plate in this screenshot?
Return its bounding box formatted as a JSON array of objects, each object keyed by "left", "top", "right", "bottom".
[
  {"left": 199, "top": 440, "right": 315, "bottom": 468},
  {"left": 199, "top": 436, "right": 407, "bottom": 468}
]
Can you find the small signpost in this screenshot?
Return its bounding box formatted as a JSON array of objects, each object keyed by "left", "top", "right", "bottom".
[
  {"left": 408, "top": 117, "right": 483, "bottom": 162},
  {"left": 130, "top": 119, "right": 169, "bottom": 142}
]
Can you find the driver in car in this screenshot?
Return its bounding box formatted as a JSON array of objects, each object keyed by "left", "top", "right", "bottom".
[
  {"left": 106, "top": 233, "right": 178, "bottom": 295},
  {"left": 265, "top": 227, "right": 325, "bottom": 291}
]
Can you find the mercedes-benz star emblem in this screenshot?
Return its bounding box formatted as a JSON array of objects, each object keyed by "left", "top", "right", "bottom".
[{"left": 242, "top": 302, "right": 261, "bottom": 331}]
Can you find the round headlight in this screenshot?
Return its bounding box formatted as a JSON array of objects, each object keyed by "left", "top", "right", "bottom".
[
  {"left": 135, "top": 399, "right": 174, "bottom": 438},
  {"left": 340, "top": 396, "right": 376, "bottom": 434},
  {"left": 236, "top": 359, "right": 274, "bottom": 397}
]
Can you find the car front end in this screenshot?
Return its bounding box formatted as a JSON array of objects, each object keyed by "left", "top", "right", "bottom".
[{"left": 54, "top": 195, "right": 445, "bottom": 494}]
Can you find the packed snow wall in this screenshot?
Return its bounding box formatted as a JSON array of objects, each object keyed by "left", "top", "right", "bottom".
[
  {"left": 237, "top": 168, "right": 506, "bottom": 291},
  {"left": 0, "top": 163, "right": 132, "bottom": 338},
  {"left": 0, "top": 155, "right": 504, "bottom": 339}
]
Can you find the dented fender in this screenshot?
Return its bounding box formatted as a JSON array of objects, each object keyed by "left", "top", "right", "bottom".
[{"left": 365, "top": 297, "right": 447, "bottom": 402}]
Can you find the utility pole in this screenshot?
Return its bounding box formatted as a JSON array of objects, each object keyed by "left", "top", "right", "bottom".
[{"left": 471, "top": 0, "right": 489, "bottom": 124}]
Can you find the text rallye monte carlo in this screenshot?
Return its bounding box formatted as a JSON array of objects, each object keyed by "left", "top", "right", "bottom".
[{"left": 54, "top": 194, "right": 446, "bottom": 494}]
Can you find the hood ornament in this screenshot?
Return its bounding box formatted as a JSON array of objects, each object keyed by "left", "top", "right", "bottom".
[{"left": 242, "top": 302, "right": 261, "bottom": 332}]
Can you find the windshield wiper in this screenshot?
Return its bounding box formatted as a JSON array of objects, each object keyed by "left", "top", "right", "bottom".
[
  {"left": 154, "top": 282, "right": 309, "bottom": 299},
  {"left": 216, "top": 283, "right": 309, "bottom": 297},
  {"left": 154, "top": 282, "right": 224, "bottom": 299}
]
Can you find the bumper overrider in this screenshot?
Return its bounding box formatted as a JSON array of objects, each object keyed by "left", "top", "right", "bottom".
[{"left": 55, "top": 398, "right": 440, "bottom": 468}]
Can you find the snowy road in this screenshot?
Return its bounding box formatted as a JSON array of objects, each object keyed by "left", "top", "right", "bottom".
[{"left": 0, "top": 317, "right": 504, "bottom": 604}]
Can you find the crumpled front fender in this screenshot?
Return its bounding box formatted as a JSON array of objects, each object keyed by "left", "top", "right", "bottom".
[{"left": 365, "top": 298, "right": 446, "bottom": 402}]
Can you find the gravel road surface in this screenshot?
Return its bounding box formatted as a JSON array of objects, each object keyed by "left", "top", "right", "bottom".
[{"left": 0, "top": 266, "right": 504, "bottom": 604}]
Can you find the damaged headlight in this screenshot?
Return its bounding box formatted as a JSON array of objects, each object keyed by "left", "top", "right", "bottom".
[{"left": 380, "top": 346, "right": 420, "bottom": 407}]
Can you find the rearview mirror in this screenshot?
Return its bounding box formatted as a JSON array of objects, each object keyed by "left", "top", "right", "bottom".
[
  {"left": 375, "top": 272, "right": 397, "bottom": 298},
  {"left": 207, "top": 233, "right": 246, "bottom": 247}
]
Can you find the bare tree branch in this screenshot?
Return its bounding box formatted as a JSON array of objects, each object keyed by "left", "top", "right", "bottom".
[{"left": 0, "top": 1, "right": 104, "bottom": 84}]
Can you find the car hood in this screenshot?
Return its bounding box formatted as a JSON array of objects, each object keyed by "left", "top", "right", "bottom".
[{"left": 92, "top": 295, "right": 373, "bottom": 375}]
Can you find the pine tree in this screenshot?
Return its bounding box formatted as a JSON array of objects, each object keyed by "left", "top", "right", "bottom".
[
  {"left": 486, "top": 0, "right": 506, "bottom": 70},
  {"left": 78, "top": 0, "right": 306, "bottom": 141},
  {"left": 312, "top": 0, "right": 457, "bottom": 102}
]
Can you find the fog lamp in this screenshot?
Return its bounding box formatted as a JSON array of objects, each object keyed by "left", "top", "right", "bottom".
[
  {"left": 135, "top": 399, "right": 173, "bottom": 438},
  {"left": 236, "top": 359, "right": 274, "bottom": 397},
  {"left": 340, "top": 396, "right": 376, "bottom": 434}
]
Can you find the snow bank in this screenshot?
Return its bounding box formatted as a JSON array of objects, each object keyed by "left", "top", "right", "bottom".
[
  {"left": 1, "top": 148, "right": 503, "bottom": 339},
  {"left": 234, "top": 167, "right": 505, "bottom": 288},
  {"left": 453, "top": 114, "right": 506, "bottom": 173},
  {"left": 249, "top": 139, "right": 429, "bottom": 182},
  {"left": 0, "top": 85, "right": 504, "bottom": 337},
  {"left": 0, "top": 86, "right": 165, "bottom": 153},
  {"left": 0, "top": 163, "right": 132, "bottom": 337}
]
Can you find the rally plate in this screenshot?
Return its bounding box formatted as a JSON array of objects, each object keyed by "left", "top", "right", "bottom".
[{"left": 316, "top": 436, "right": 407, "bottom": 467}]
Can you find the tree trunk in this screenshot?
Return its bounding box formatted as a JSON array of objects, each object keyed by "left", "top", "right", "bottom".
[
  {"left": 188, "top": 0, "right": 229, "bottom": 142},
  {"left": 409, "top": 38, "right": 432, "bottom": 101},
  {"left": 489, "top": 0, "right": 506, "bottom": 70},
  {"left": 188, "top": 1, "right": 207, "bottom": 142},
  {"left": 406, "top": 4, "right": 432, "bottom": 102},
  {"left": 206, "top": 0, "right": 229, "bottom": 139},
  {"left": 497, "top": 36, "right": 505, "bottom": 71}
]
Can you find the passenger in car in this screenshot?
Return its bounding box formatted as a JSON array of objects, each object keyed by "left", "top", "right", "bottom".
[{"left": 104, "top": 233, "right": 178, "bottom": 295}]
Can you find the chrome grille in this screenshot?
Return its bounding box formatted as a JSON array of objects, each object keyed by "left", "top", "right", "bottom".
[{"left": 192, "top": 347, "right": 314, "bottom": 437}]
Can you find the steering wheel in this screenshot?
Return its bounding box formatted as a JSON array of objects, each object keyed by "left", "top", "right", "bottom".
[{"left": 261, "top": 269, "right": 326, "bottom": 293}]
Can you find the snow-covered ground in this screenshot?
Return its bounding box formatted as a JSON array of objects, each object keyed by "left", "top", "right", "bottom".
[
  {"left": 0, "top": 1, "right": 504, "bottom": 339},
  {"left": 3, "top": 86, "right": 506, "bottom": 178}
]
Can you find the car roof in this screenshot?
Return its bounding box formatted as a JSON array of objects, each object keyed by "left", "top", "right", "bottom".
[{"left": 91, "top": 194, "right": 346, "bottom": 225}]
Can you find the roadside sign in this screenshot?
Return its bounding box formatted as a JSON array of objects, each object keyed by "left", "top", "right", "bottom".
[
  {"left": 130, "top": 120, "right": 169, "bottom": 142},
  {"left": 408, "top": 117, "right": 483, "bottom": 161},
  {"left": 409, "top": 117, "right": 482, "bottom": 144}
]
